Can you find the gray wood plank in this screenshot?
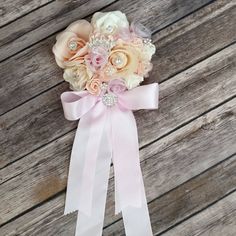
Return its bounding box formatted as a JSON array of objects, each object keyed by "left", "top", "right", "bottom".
[
  {"left": 103, "top": 154, "right": 236, "bottom": 235},
  {"left": 161, "top": 191, "right": 236, "bottom": 236},
  {"left": 0, "top": 0, "right": 235, "bottom": 115},
  {"left": 0, "top": 0, "right": 116, "bottom": 61},
  {"left": 0, "top": 0, "right": 213, "bottom": 61},
  {"left": 0, "top": 40, "right": 236, "bottom": 170},
  {"left": 0, "top": 0, "right": 52, "bottom": 27},
  {"left": 1, "top": 96, "right": 235, "bottom": 234}
]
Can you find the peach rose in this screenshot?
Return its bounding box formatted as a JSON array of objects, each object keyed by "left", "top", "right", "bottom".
[
  {"left": 86, "top": 76, "right": 102, "bottom": 95},
  {"left": 63, "top": 65, "right": 92, "bottom": 91},
  {"left": 109, "top": 44, "right": 139, "bottom": 77},
  {"left": 52, "top": 20, "right": 92, "bottom": 68},
  {"left": 108, "top": 44, "right": 144, "bottom": 88}
]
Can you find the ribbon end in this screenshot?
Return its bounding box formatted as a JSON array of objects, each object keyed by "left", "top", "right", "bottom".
[{"left": 64, "top": 208, "right": 78, "bottom": 216}]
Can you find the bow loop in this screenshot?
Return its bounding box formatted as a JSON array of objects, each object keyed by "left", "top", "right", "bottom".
[
  {"left": 118, "top": 83, "right": 159, "bottom": 110},
  {"left": 61, "top": 91, "right": 98, "bottom": 120}
]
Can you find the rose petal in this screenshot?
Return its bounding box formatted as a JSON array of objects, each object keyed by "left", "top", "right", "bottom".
[{"left": 66, "top": 20, "right": 92, "bottom": 41}]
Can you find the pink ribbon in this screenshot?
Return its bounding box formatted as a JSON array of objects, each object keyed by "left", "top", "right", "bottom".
[{"left": 61, "top": 83, "right": 159, "bottom": 236}]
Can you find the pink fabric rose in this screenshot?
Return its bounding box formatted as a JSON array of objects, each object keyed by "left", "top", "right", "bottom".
[
  {"left": 85, "top": 47, "right": 108, "bottom": 71},
  {"left": 108, "top": 78, "right": 127, "bottom": 94},
  {"left": 52, "top": 20, "right": 92, "bottom": 68}
]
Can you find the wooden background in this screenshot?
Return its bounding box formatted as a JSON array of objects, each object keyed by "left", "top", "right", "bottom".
[{"left": 0, "top": 0, "right": 236, "bottom": 235}]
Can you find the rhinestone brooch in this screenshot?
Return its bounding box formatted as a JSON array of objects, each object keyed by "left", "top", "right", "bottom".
[{"left": 102, "top": 93, "right": 117, "bottom": 107}]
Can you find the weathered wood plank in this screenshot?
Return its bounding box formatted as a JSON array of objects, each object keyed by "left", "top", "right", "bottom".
[
  {"left": 0, "top": 39, "right": 236, "bottom": 169},
  {"left": 0, "top": 0, "right": 52, "bottom": 27},
  {"left": 161, "top": 191, "right": 236, "bottom": 236},
  {"left": 0, "top": 0, "right": 116, "bottom": 61},
  {"left": 151, "top": 0, "right": 236, "bottom": 82},
  {"left": 0, "top": 0, "right": 235, "bottom": 115},
  {"left": 0, "top": 0, "right": 213, "bottom": 62},
  {"left": 103, "top": 154, "right": 236, "bottom": 235},
  {"left": 1, "top": 97, "right": 235, "bottom": 234}
]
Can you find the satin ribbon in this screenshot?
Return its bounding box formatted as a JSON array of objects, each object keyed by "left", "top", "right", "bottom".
[{"left": 61, "top": 83, "right": 159, "bottom": 236}]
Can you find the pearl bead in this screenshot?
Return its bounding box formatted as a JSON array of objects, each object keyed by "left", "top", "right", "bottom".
[
  {"left": 105, "top": 25, "right": 114, "bottom": 33},
  {"left": 114, "top": 57, "right": 122, "bottom": 65},
  {"left": 100, "top": 83, "right": 108, "bottom": 91},
  {"left": 102, "top": 93, "right": 117, "bottom": 107},
  {"left": 68, "top": 41, "right": 77, "bottom": 51}
]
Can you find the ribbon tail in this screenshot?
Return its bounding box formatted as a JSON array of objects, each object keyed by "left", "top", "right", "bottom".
[
  {"left": 111, "top": 107, "right": 142, "bottom": 213},
  {"left": 64, "top": 116, "right": 90, "bottom": 215},
  {"left": 122, "top": 177, "right": 153, "bottom": 236},
  {"left": 111, "top": 107, "right": 153, "bottom": 235},
  {"left": 75, "top": 117, "right": 112, "bottom": 236},
  {"left": 64, "top": 102, "right": 107, "bottom": 215}
]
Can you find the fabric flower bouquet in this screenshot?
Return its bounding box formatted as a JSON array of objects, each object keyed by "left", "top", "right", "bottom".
[
  {"left": 53, "top": 11, "right": 156, "bottom": 96},
  {"left": 53, "top": 11, "right": 159, "bottom": 236}
]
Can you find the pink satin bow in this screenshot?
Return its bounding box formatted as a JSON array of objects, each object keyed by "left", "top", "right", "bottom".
[{"left": 61, "top": 83, "right": 159, "bottom": 236}]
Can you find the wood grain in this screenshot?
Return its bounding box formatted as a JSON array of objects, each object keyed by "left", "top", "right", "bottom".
[
  {"left": 0, "top": 1, "right": 234, "bottom": 115},
  {"left": 1, "top": 40, "right": 236, "bottom": 169},
  {"left": 0, "top": 0, "right": 116, "bottom": 62},
  {"left": 161, "top": 191, "right": 236, "bottom": 236},
  {"left": 0, "top": 0, "right": 53, "bottom": 27},
  {"left": 0, "top": 1, "right": 235, "bottom": 234},
  {"left": 103, "top": 154, "right": 236, "bottom": 235},
  {"left": 1, "top": 96, "right": 235, "bottom": 234},
  {"left": 0, "top": 0, "right": 213, "bottom": 62}
]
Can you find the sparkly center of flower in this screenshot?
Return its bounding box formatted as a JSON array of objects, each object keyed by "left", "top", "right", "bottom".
[
  {"left": 105, "top": 25, "right": 114, "bottom": 33},
  {"left": 68, "top": 41, "right": 77, "bottom": 51}
]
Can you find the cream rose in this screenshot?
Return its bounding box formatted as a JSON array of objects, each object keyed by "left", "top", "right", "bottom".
[
  {"left": 91, "top": 11, "right": 129, "bottom": 35},
  {"left": 143, "top": 42, "right": 156, "bottom": 61},
  {"left": 52, "top": 20, "right": 92, "bottom": 68},
  {"left": 63, "top": 65, "right": 92, "bottom": 91},
  {"left": 125, "top": 74, "right": 144, "bottom": 89}
]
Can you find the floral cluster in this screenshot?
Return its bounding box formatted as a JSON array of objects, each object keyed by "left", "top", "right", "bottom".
[{"left": 53, "top": 11, "right": 156, "bottom": 95}]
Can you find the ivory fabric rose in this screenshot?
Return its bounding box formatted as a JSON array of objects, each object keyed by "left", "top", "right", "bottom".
[
  {"left": 52, "top": 20, "right": 92, "bottom": 68},
  {"left": 63, "top": 65, "right": 92, "bottom": 91},
  {"left": 125, "top": 74, "right": 144, "bottom": 90},
  {"left": 91, "top": 11, "right": 129, "bottom": 35},
  {"left": 86, "top": 76, "right": 102, "bottom": 95}
]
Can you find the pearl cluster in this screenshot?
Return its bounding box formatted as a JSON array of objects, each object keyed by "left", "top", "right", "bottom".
[
  {"left": 102, "top": 93, "right": 118, "bottom": 107},
  {"left": 143, "top": 38, "right": 152, "bottom": 44},
  {"left": 105, "top": 65, "right": 116, "bottom": 76}
]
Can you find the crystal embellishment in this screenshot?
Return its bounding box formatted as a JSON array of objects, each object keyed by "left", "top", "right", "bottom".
[
  {"left": 68, "top": 41, "right": 77, "bottom": 51},
  {"left": 100, "top": 83, "right": 108, "bottom": 91},
  {"left": 102, "top": 93, "right": 117, "bottom": 107},
  {"left": 105, "top": 25, "right": 114, "bottom": 33}
]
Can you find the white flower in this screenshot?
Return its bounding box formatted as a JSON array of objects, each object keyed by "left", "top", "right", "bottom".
[
  {"left": 91, "top": 11, "right": 129, "bottom": 35},
  {"left": 124, "top": 74, "right": 144, "bottom": 89},
  {"left": 143, "top": 42, "right": 156, "bottom": 61},
  {"left": 63, "top": 65, "right": 92, "bottom": 91}
]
